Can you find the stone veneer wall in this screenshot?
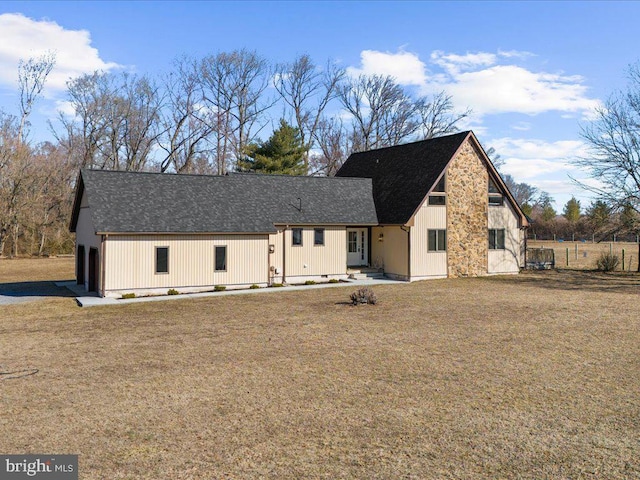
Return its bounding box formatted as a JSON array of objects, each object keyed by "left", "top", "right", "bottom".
[{"left": 446, "top": 140, "right": 488, "bottom": 277}]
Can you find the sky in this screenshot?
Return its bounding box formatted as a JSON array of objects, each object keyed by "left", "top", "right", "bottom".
[{"left": 1, "top": 1, "right": 639, "bottom": 210}]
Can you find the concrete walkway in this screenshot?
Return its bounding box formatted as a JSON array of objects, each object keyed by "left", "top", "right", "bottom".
[{"left": 62, "top": 277, "right": 405, "bottom": 307}]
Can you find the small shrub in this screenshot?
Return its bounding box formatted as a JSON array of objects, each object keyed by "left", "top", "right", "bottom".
[
  {"left": 121, "top": 293, "right": 136, "bottom": 299},
  {"left": 596, "top": 252, "right": 620, "bottom": 272},
  {"left": 328, "top": 278, "right": 340, "bottom": 284},
  {"left": 350, "top": 287, "right": 377, "bottom": 305},
  {"left": 214, "top": 285, "right": 226, "bottom": 292},
  {"left": 304, "top": 280, "right": 316, "bottom": 285},
  {"left": 271, "top": 283, "right": 283, "bottom": 288},
  {"left": 167, "top": 288, "right": 179, "bottom": 295},
  {"left": 249, "top": 284, "right": 260, "bottom": 289}
]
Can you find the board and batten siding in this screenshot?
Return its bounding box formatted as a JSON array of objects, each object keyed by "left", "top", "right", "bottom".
[
  {"left": 371, "top": 226, "right": 408, "bottom": 280},
  {"left": 270, "top": 226, "right": 347, "bottom": 281},
  {"left": 488, "top": 202, "right": 522, "bottom": 273},
  {"left": 75, "top": 200, "right": 102, "bottom": 291},
  {"left": 410, "top": 203, "right": 448, "bottom": 278},
  {"left": 104, "top": 234, "right": 269, "bottom": 293}
]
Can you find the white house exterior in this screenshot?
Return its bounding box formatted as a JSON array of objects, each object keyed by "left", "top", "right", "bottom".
[{"left": 70, "top": 131, "right": 528, "bottom": 297}]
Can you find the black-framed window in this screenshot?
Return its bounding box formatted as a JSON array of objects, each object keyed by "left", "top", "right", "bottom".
[
  {"left": 155, "top": 247, "right": 169, "bottom": 274},
  {"left": 428, "top": 176, "right": 446, "bottom": 205},
  {"left": 292, "top": 228, "right": 303, "bottom": 246},
  {"left": 433, "top": 176, "right": 446, "bottom": 192},
  {"left": 215, "top": 246, "right": 227, "bottom": 271},
  {"left": 489, "top": 177, "right": 504, "bottom": 206},
  {"left": 428, "top": 195, "right": 446, "bottom": 206},
  {"left": 314, "top": 228, "right": 325, "bottom": 246},
  {"left": 428, "top": 229, "right": 446, "bottom": 252},
  {"left": 489, "top": 195, "right": 504, "bottom": 206},
  {"left": 489, "top": 229, "right": 506, "bottom": 250}
]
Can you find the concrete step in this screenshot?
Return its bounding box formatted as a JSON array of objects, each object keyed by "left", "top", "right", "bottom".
[{"left": 348, "top": 272, "right": 386, "bottom": 280}]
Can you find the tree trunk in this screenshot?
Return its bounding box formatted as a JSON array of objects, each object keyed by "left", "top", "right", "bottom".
[
  {"left": 39, "top": 230, "right": 46, "bottom": 257},
  {"left": 12, "top": 223, "right": 19, "bottom": 257}
]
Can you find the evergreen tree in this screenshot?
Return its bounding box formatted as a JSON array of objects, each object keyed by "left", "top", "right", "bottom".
[
  {"left": 586, "top": 200, "right": 611, "bottom": 232},
  {"left": 239, "top": 119, "right": 308, "bottom": 175},
  {"left": 563, "top": 196, "right": 581, "bottom": 224}
]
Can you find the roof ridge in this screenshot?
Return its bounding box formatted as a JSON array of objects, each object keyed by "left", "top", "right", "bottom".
[{"left": 349, "top": 130, "right": 470, "bottom": 156}]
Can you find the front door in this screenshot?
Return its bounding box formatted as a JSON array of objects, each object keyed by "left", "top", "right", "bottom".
[{"left": 347, "top": 228, "right": 368, "bottom": 266}]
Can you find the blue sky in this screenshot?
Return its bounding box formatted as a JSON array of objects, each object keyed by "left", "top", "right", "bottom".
[{"left": 1, "top": 1, "right": 639, "bottom": 210}]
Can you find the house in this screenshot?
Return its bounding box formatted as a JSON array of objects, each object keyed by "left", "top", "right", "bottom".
[{"left": 70, "top": 131, "right": 528, "bottom": 297}]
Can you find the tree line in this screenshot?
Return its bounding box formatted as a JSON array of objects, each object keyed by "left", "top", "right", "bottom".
[
  {"left": 0, "top": 50, "right": 469, "bottom": 257},
  {"left": 1, "top": 51, "right": 638, "bottom": 264}
]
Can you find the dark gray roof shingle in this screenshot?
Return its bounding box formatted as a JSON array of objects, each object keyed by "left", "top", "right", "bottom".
[
  {"left": 71, "top": 170, "right": 378, "bottom": 233},
  {"left": 336, "top": 131, "right": 470, "bottom": 224}
]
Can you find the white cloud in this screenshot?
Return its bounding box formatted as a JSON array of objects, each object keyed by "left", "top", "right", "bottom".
[
  {"left": 347, "top": 49, "right": 427, "bottom": 86},
  {"left": 0, "top": 13, "right": 120, "bottom": 94},
  {"left": 347, "top": 48, "right": 600, "bottom": 121},
  {"left": 435, "top": 65, "right": 600, "bottom": 118},
  {"left": 489, "top": 137, "right": 591, "bottom": 204}
]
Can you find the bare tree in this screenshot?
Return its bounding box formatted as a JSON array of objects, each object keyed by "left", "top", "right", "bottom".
[
  {"left": 159, "top": 56, "right": 215, "bottom": 173},
  {"left": 309, "top": 118, "right": 353, "bottom": 176},
  {"left": 338, "top": 74, "right": 419, "bottom": 151},
  {"left": 200, "top": 50, "right": 272, "bottom": 173},
  {"left": 576, "top": 61, "right": 640, "bottom": 270},
  {"left": 337, "top": 75, "right": 469, "bottom": 152},
  {"left": 416, "top": 91, "right": 470, "bottom": 140},
  {"left": 17, "top": 51, "right": 56, "bottom": 145},
  {"left": 57, "top": 71, "right": 162, "bottom": 171},
  {"left": 274, "top": 55, "right": 344, "bottom": 171}
]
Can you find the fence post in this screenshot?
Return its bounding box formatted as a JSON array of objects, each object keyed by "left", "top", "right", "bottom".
[
  {"left": 566, "top": 247, "right": 569, "bottom": 267},
  {"left": 610, "top": 243, "right": 613, "bottom": 255},
  {"left": 575, "top": 243, "right": 578, "bottom": 260},
  {"left": 622, "top": 249, "right": 625, "bottom": 271}
]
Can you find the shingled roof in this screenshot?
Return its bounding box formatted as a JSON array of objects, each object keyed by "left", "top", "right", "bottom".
[
  {"left": 70, "top": 169, "right": 378, "bottom": 234},
  {"left": 335, "top": 131, "right": 470, "bottom": 225}
]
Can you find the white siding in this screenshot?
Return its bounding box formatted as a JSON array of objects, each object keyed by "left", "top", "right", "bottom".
[
  {"left": 371, "top": 226, "right": 409, "bottom": 280},
  {"left": 410, "top": 204, "right": 447, "bottom": 278},
  {"left": 488, "top": 203, "right": 521, "bottom": 273},
  {"left": 274, "top": 226, "right": 346, "bottom": 282},
  {"left": 75, "top": 196, "right": 102, "bottom": 292},
  {"left": 104, "top": 234, "right": 269, "bottom": 293}
]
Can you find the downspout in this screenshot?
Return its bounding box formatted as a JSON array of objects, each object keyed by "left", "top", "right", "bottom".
[
  {"left": 282, "top": 226, "right": 287, "bottom": 285},
  {"left": 100, "top": 234, "right": 107, "bottom": 298},
  {"left": 401, "top": 225, "right": 411, "bottom": 281}
]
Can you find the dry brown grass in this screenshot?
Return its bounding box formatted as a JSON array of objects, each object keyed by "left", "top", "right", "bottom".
[
  {"left": 1, "top": 259, "right": 639, "bottom": 479},
  {"left": 529, "top": 240, "right": 640, "bottom": 272},
  {"left": 0, "top": 256, "right": 75, "bottom": 283}
]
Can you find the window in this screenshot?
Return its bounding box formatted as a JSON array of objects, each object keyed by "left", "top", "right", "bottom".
[
  {"left": 489, "top": 196, "right": 504, "bottom": 206},
  {"left": 428, "top": 195, "right": 446, "bottom": 206},
  {"left": 155, "top": 247, "right": 169, "bottom": 274},
  {"left": 428, "top": 229, "right": 446, "bottom": 252},
  {"left": 489, "top": 229, "right": 506, "bottom": 250},
  {"left": 314, "top": 228, "right": 325, "bottom": 246},
  {"left": 428, "top": 176, "right": 446, "bottom": 205},
  {"left": 489, "top": 177, "right": 504, "bottom": 206},
  {"left": 433, "top": 176, "right": 446, "bottom": 192},
  {"left": 292, "top": 228, "right": 303, "bottom": 246},
  {"left": 348, "top": 231, "right": 357, "bottom": 253},
  {"left": 215, "top": 246, "right": 227, "bottom": 271}
]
